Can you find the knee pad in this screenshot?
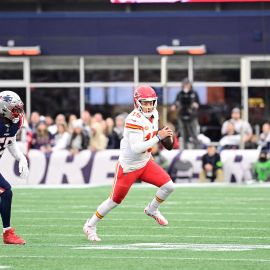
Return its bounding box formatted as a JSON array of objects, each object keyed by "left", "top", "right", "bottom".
[
  {"left": 107, "top": 198, "right": 119, "bottom": 208},
  {"left": 161, "top": 180, "right": 174, "bottom": 194}
]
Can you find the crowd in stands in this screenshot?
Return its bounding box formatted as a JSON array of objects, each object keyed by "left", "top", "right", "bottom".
[
  {"left": 18, "top": 110, "right": 129, "bottom": 154},
  {"left": 16, "top": 77, "right": 270, "bottom": 183},
  {"left": 15, "top": 105, "right": 270, "bottom": 183},
  {"left": 17, "top": 104, "right": 270, "bottom": 154}
]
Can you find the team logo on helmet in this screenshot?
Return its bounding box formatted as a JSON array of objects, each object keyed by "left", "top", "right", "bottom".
[{"left": 2, "top": 95, "right": 13, "bottom": 103}]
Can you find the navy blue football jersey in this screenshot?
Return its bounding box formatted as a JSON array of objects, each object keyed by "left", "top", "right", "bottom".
[{"left": 0, "top": 116, "right": 23, "bottom": 159}]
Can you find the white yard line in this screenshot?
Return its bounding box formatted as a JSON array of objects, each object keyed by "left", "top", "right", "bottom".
[
  {"left": 15, "top": 218, "right": 270, "bottom": 223},
  {"left": 73, "top": 242, "right": 270, "bottom": 251},
  {"left": 20, "top": 225, "right": 270, "bottom": 231},
  {"left": 13, "top": 210, "right": 270, "bottom": 217},
  {"left": 0, "top": 254, "right": 270, "bottom": 262},
  {"left": 14, "top": 215, "right": 270, "bottom": 221},
  {"left": 20, "top": 233, "right": 270, "bottom": 240},
  {"left": 14, "top": 206, "right": 269, "bottom": 213}
]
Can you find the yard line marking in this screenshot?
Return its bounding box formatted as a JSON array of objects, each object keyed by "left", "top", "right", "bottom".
[
  {"left": 13, "top": 204, "right": 270, "bottom": 210},
  {"left": 19, "top": 225, "right": 270, "bottom": 231},
  {"left": 15, "top": 218, "right": 270, "bottom": 224},
  {"left": 122, "top": 205, "right": 270, "bottom": 210},
  {"left": 1, "top": 254, "right": 270, "bottom": 262},
  {"left": 20, "top": 233, "right": 270, "bottom": 240},
  {"left": 14, "top": 216, "right": 270, "bottom": 222},
  {"left": 110, "top": 218, "right": 270, "bottom": 223},
  {"left": 0, "top": 267, "right": 11, "bottom": 269},
  {"left": 12, "top": 209, "right": 270, "bottom": 215},
  {"left": 73, "top": 242, "right": 270, "bottom": 251}
]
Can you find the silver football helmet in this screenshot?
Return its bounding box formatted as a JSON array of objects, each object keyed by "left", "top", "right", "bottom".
[{"left": 0, "top": 91, "right": 24, "bottom": 123}]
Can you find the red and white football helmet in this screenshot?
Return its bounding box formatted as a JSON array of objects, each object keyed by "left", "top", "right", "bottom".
[
  {"left": 0, "top": 90, "right": 24, "bottom": 123},
  {"left": 134, "top": 85, "right": 157, "bottom": 118}
]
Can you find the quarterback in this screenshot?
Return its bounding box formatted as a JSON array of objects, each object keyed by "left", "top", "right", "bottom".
[
  {"left": 0, "top": 91, "right": 29, "bottom": 245},
  {"left": 83, "top": 85, "right": 174, "bottom": 241}
]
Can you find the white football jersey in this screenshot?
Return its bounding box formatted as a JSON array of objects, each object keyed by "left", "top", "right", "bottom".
[{"left": 119, "top": 108, "right": 159, "bottom": 173}]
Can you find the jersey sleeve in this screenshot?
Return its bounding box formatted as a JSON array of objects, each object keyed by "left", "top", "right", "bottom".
[
  {"left": 129, "top": 132, "right": 159, "bottom": 154},
  {"left": 7, "top": 136, "right": 26, "bottom": 161},
  {"left": 125, "top": 112, "right": 159, "bottom": 154},
  {"left": 125, "top": 114, "right": 144, "bottom": 132}
]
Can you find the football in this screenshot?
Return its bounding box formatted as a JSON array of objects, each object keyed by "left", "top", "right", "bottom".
[{"left": 161, "top": 136, "right": 174, "bottom": 150}]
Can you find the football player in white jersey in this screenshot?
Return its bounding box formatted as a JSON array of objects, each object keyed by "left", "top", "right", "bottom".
[{"left": 83, "top": 85, "right": 174, "bottom": 241}]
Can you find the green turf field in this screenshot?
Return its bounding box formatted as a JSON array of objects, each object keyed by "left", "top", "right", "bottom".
[{"left": 1, "top": 185, "right": 270, "bottom": 270}]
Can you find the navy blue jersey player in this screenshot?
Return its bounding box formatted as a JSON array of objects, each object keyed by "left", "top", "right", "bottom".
[{"left": 0, "top": 90, "right": 29, "bottom": 245}]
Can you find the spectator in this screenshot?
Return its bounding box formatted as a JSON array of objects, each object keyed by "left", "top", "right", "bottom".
[
  {"left": 30, "top": 121, "right": 54, "bottom": 153},
  {"left": 200, "top": 144, "right": 223, "bottom": 182},
  {"left": 29, "top": 111, "right": 40, "bottom": 133},
  {"left": 45, "top": 115, "right": 54, "bottom": 128},
  {"left": 171, "top": 78, "right": 200, "bottom": 149},
  {"left": 105, "top": 117, "right": 114, "bottom": 146},
  {"left": 89, "top": 121, "right": 108, "bottom": 151},
  {"left": 48, "top": 114, "right": 66, "bottom": 135},
  {"left": 258, "top": 122, "right": 270, "bottom": 151},
  {"left": 219, "top": 121, "right": 240, "bottom": 150},
  {"left": 52, "top": 122, "right": 71, "bottom": 151},
  {"left": 107, "top": 115, "right": 125, "bottom": 149},
  {"left": 68, "top": 114, "right": 77, "bottom": 133},
  {"left": 253, "top": 150, "right": 270, "bottom": 182},
  {"left": 221, "top": 107, "right": 253, "bottom": 148},
  {"left": 93, "top": 113, "right": 106, "bottom": 133},
  {"left": 81, "top": 110, "right": 92, "bottom": 137},
  {"left": 68, "top": 119, "right": 89, "bottom": 155}
]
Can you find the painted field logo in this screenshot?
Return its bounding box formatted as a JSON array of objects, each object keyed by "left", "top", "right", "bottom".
[{"left": 73, "top": 243, "right": 270, "bottom": 251}]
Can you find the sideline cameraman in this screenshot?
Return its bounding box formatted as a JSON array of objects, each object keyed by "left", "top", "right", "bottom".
[{"left": 171, "top": 78, "right": 200, "bottom": 149}]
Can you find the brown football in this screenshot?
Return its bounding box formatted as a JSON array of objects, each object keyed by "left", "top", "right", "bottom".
[{"left": 161, "top": 136, "right": 174, "bottom": 150}]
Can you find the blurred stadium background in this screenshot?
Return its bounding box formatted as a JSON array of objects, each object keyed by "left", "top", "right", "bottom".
[
  {"left": 0, "top": 0, "right": 270, "bottom": 185},
  {"left": 1, "top": 0, "right": 270, "bottom": 128},
  {"left": 0, "top": 0, "right": 270, "bottom": 180},
  {"left": 1, "top": 1, "right": 270, "bottom": 270}
]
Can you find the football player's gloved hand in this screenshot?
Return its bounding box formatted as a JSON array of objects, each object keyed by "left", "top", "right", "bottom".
[{"left": 19, "top": 158, "right": 29, "bottom": 179}]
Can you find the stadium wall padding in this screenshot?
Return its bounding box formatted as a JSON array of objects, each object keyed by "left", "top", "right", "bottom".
[{"left": 0, "top": 148, "right": 260, "bottom": 185}]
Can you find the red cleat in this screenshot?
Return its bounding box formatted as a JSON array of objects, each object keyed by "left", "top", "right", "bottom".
[{"left": 3, "top": 228, "right": 26, "bottom": 245}]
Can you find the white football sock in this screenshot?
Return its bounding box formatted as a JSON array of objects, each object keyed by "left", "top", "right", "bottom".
[
  {"left": 86, "top": 198, "right": 118, "bottom": 227},
  {"left": 3, "top": 227, "right": 11, "bottom": 233},
  {"left": 148, "top": 180, "right": 174, "bottom": 212}
]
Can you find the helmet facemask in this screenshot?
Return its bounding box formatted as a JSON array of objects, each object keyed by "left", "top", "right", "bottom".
[{"left": 136, "top": 98, "right": 157, "bottom": 118}]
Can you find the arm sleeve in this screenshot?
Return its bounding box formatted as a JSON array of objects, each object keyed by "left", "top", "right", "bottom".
[
  {"left": 7, "top": 136, "right": 26, "bottom": 161},
  {"left": 129, "top": 130, "right": 159, "bottom": 154}
]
